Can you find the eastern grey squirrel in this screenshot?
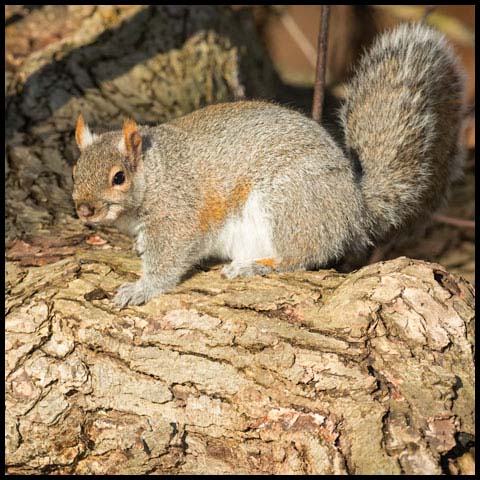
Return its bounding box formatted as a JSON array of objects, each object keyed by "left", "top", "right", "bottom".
[{"left": 72, "top": 23, "right": 466, "bottom": 307}]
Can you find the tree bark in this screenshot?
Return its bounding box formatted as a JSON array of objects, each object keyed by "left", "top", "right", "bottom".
[
  {"left": 5, "top": 5, "right": 475, "bottom": 475},
  {"left": 5, "top": 253, "right": 475, "bottom": 475}
]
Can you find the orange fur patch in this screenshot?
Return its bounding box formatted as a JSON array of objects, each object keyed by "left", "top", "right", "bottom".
[
  {"left": 255, "top": 258, "right": 277, "bottom": 269},
  {"left": 199, "top": 180, "right": 251, "bottom": 232},
  {"left": 229, "top": 181, "right": 251, "bottom": 209},
  {"left": 199, "top": 189, "right": 227, "bottom": 231},
  {"left": 123, "top": 119, "right": 142, "bottom": 158},
  {"left": 75, "top": 114, "right": 85, "bottom": 147}
]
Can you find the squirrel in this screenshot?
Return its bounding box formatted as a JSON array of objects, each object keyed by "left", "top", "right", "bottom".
[{"left": 72, "top": 23, "right": 466, "bottom": 307}]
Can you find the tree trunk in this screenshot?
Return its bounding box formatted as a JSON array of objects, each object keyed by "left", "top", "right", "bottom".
[
  {"left": 5, "top": 253, "right": 474, "bottom": 475},
  {"left": 5, "top": 5, "right": 475, "bottom": 475}
]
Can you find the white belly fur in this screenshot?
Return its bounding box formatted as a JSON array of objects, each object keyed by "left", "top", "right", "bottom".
[{"left": 211, "top": 189, "right": 276, "bottom": 262}]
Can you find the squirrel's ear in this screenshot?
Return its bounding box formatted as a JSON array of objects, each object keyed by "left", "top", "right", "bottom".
[
  {"left": 122, "top": 118, "right": 142, "bottom": 169},
  {"left": 75, "top": 114, "right": 94, "bottom": 150}
]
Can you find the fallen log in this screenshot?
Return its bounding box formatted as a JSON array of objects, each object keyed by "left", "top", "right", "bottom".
[{"left": 5, "top": 253, "right": 475, "bottom": 474}]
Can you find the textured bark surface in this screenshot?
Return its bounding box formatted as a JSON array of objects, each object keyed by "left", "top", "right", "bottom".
[
  {"left": 5, "top": 5, "right": 475, "bottom": 476},
  {"left": 5, "top": 254, "right": 475, "bottom": 474}
]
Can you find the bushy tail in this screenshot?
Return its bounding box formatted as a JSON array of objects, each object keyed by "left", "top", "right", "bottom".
[{"left": 340, "top": 23, "right": 466, "bottom": 242}]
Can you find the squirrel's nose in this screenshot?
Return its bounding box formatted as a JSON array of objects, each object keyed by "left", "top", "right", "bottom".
[{"left": 77, "top": 203, "right": 95, "bottom": 218}]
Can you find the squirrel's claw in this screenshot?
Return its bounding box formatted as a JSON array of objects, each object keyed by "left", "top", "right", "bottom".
[{"left": 113, "top": 281, "right": 147, "bottom": 308}]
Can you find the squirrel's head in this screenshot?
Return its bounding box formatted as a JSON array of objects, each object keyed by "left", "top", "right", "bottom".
[{"left": 72, "top": 114, "right": 145, "bottom": 226}]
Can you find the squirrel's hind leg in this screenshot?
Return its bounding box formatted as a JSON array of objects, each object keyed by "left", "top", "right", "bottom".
[
  {"left": 221, "top": 258, "right": 276, "bottom": 279},
  {"left": 220, "top": 257, "right": 304, "bottom": 279}
]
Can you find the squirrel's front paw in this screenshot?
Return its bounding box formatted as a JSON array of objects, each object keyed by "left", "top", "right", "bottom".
[{"left": 113, "top": 281, "right": 149, "bottom": 308}]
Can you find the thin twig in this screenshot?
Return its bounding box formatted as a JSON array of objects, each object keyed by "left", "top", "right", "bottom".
[
  {"left": 433, "top": 213, "right": 475, "bottom": 229},
  {"left": 279, "top": 10, "right": 317, "bottom": 69},
  {"left": 421, "top": 5, "right": 438, "bottom": 23},
  {"left": 312, "top": 5, "right": 330, "bottom": 124}
]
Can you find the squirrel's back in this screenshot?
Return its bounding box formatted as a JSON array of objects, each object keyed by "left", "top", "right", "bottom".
[
  {"left": 340, "top": 22, "right": 467, "bottom": 242},
  {"left": 164, "top": 99, "right": 354, "bottom": 183}
]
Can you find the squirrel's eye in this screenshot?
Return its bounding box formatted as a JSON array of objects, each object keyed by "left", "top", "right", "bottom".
[{"left": 112, "top": 171, "right": 125, "bottom": 186}]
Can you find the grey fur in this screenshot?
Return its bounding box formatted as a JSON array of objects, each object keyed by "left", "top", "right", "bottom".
[
  {"left": 72, "top": 23, "right": 466, "bottom": 307},
  {"left": 340, "top": 22, "right": 466, "bottom": 241}
]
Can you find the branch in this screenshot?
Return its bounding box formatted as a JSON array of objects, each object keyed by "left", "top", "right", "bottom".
[{"left": 312, "top": 5, "right": 331, "bottom": 123}]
